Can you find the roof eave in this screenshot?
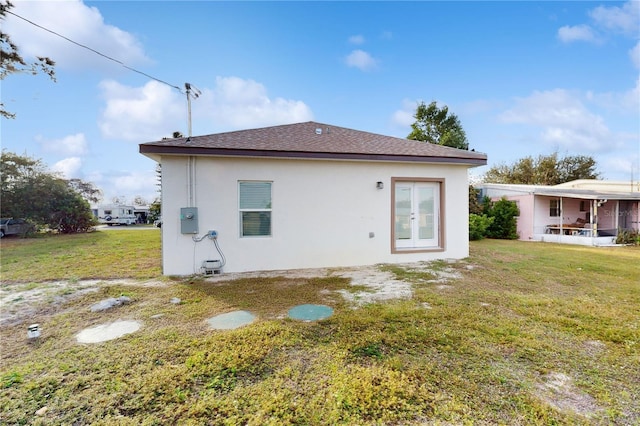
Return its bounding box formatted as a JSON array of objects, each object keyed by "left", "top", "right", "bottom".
[
  {"left": 532, "top": 190, "right": 640, "bottom": 200},
  {"left": 138, "top": 145, "right": 487, "bottom": 166}
]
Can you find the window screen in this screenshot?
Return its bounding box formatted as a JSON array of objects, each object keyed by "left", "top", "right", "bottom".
[{"left": 239, "top": 182, "right": 272, "bottom": 237}]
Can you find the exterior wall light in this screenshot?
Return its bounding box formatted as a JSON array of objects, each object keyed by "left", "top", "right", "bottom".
[{"left": 376, "top": 181, "right": 384, "bottom": 189}]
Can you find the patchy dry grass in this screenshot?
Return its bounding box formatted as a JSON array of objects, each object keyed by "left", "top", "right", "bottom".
[{"left": 0, "top": 237, "right": 639, "bottom": 425}]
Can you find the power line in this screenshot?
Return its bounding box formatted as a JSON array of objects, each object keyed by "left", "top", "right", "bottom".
[{"left": 6, "top": 9, "right": 183, "bottom": 92}]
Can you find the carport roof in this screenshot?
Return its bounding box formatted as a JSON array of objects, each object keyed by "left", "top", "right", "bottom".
[
  {"left": 139, "top": 121, "right": 487, "bottom": 166},
  {"left": 478, "top": 183, "right": 640, "bottom": 201},
  {"left": 532, "top": 188, "right": 640, "bottom": 201}
]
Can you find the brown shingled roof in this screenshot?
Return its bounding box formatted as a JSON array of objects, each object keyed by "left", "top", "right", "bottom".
[{"left": 139, "top": 121, "right": 487, "bottom": 165}]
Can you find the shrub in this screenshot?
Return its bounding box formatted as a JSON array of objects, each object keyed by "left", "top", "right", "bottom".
[
  {"left": 616, "top": 228, "right": 640, "bottom": 246},
  {"left": 469, "top": 214, "right": 494, "bottom": 240},
  {"left": 484, "top": 197, "right": 520, "bottom": 240}
]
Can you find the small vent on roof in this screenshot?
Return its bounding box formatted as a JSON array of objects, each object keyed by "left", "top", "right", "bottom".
[{"left": 315, "top": 128, "right": 322, "bottom": 135}]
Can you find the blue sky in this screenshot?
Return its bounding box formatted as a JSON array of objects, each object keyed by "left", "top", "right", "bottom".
[{"left": 3, "top": 1, "right": 639, "bottom": 204}]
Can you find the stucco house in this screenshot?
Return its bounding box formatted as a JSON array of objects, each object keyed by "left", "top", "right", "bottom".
[
  {"left": 477, "top": 180, "right": 640, "bottom": 246},
  {"left": 140, "top": 121, "right": 487, "bottom": 275}
]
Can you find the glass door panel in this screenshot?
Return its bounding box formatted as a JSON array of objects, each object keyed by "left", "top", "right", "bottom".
[{"left": 394, "top": 182, "right": 439, "bottom": 249}]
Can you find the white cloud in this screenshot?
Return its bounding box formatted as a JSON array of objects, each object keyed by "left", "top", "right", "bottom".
[
  {"left": 557, "top": 1, "right": 639, "bottom": 46},
  {"left": 390, "top": 99, "right": 418, "bottom": 127},
  {"left": 37, "top": 133, "right": 88, "bottom": 156},
  {"left": 498, "top": 89, "right": 612, "bottom": 152},
  {"left": 98, "top": 80, "right": 184, "bottom": 142},
  {"left": 630, "top": 41, "right": 640, "bottom": 69},
  {"left": 98, "top": 76, "right": 313, "bottom": 141},
  {"left": 602, "top": 154, "right": 639, "bottom": 176},
  {"left": 583, "top": 75, "right": 640, "bottom": 112},
  {"left": 555, "top": 2, "right": 639, "bottom": 117},
  {"left": 623, "top": 76, "right": 640, "bottom": 109},
  {"left": 87, "top": 169, "right": 158, "bottom": 205},
  {"left": 345, "top": 49, "right": 378, "bottom": 71},
  {"left": 51, "top": 157, "right": 82, "bottom": 178},
  {"left": 4, "top": 0, "right": 149, "bottom": 71},
  {"left": 557, "top": 24, "right": 598, "bottom": 43},
  {"left": 200, "top": 76, "right": 313, "bottom": 130},
  {"left": 391, "top": 109, "right": 414, "bottom": 128},
  {"left": 589, "top": 1, "right": 640, "bottom": 36},
  {"left": 112, "top": 170, "right": 157, "bottom": 198},
  {"left": 348, "top": 35, "right": 365, "bottom": 45}
]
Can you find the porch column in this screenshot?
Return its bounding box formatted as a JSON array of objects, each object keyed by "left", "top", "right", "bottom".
[
  {"left": 559, "top": 197, "right": 564, "bottom": 239},
  {"left": 592, "top": 200, "right": 598, "bottom": 243}
]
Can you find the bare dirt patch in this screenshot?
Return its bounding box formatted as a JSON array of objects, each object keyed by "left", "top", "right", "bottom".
[
  {"left": 205, "top": 261, "right": 461, "bottom": 306},
  {"left": 0, "top": 278, "right": 167, "bottom": 326},
  {"left": 535, "top": 372, "right": 603, "bottom": 418},
  {"left": 1, "top": 261, "right": 461, "bottom": 327}
]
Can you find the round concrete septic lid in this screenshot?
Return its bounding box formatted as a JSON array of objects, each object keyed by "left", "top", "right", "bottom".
[
  {"left": 288, "top": 304, "right": 333, "bottom": 321},
  {"left": 76, "top": 320, "right": 142, "bottom": 343},
  {"left": 207, "top": 310, "right": 256, "bottom": 330}
]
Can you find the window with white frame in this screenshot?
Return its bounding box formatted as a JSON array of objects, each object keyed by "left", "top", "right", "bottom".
[
  {"left": 239, "top": 181, "right": 272, "bottom": 237},
  {"left": 549, "top": 199, "right": 560, "bottom": 217}
]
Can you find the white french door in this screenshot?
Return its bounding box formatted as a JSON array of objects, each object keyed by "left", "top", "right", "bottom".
[{"left": 394, "top": 182, "right": 439, "bottom": 249}]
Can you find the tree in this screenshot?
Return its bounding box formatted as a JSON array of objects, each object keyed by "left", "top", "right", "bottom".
[
  {"left": 1, "top": 1, "right": 56, "bottom": 119},
  {"left": 149, "top": 197, "right": 161, "bottom": 222},
  {"left": 132, "top": 195, "right": 148, "bottom": 206},
  {"left": 68, "top": 178, "right": 102, "bottom": 204},
  {"left": 484, "top": 153, "right": 599, "bottom": 185},
  {"left": 408, "top": 101, "right": 469, "bottom": 150},
  {"left": 0, "top": 150, "right": 98, "bottom": 233},
  {"left": 162, "top": 131, "right": 184, "bottom": 140},
  {"left": 47, "top": 178, "right": 97, "bottom": 234},
  {"left": 111, "top": 195, "right": 127, "bottom": 205},
  {"left": 469, "top": 185, "right": 483, "bottom": 215}
]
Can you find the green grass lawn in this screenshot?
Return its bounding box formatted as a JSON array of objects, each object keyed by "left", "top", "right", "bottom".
[
  {"left": 1, "top": 233, "right": 638, "bottom": 425},
  {"left": 0, "top": 229, "right": 161, "bottom": 281}
]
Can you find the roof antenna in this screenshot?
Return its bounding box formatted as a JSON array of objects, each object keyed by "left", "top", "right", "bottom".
[
  {"left": 185, "top": 82, "right": 201, "bottom": 208},
  {"left": 185, "top": 82, "right": 201, "bottom": 137}
]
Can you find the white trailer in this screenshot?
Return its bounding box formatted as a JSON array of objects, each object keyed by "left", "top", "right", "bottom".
[{"left": 97, "top": 204, "right": 137, "bottom": 226}]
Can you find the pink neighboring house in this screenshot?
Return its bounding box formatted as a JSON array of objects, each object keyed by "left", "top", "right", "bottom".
[{"left": 476, "top": 180, "right": 640, "bottom": 246}]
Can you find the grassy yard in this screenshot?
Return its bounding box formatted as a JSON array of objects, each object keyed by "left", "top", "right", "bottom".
[
  {"left": 0, "top": 229, "right": 161, "bottom": 281},
  {"left": 0, "top": 232, "right": 638, "bottom": 425}
]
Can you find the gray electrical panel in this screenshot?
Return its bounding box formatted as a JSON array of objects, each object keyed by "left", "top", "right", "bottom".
[{"left": 180, "top": 207, "right": 198, "bottom": 234}]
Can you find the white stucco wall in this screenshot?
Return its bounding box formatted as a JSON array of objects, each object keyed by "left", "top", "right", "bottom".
[{"left": 160, "top": 156, "right": 472, "bottom": 275}]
